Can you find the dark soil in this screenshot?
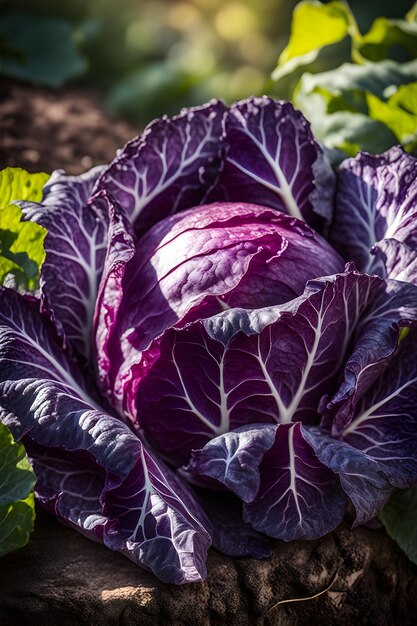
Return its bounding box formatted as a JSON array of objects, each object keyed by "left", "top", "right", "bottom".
[
  {"left": 0, "top": 511, "right": 416, "bottom": 626},
  {"left": 0, "top": 78, "right": 416, "bottom": 625},
  {"left": 0, "top": 78, "right": 139, "bottom": 174}
]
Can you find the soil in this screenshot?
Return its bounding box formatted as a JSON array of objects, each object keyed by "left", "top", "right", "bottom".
[
  {"left": 0, "top": 511, "right": 416, "bottom": 626},
  {"left": 0, "top": 78, "right": 139, "bottom": 174},
  {"left": 0, "top": 78, "right": 416, "bottom": 625}
]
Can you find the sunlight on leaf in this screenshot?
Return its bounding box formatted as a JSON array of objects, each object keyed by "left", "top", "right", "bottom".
[
  {"left": 0, "top": 168, "right": 48, "bottom": 290},
  {"left": 272, "top": 1, "right": 358, "bottom": 82}
]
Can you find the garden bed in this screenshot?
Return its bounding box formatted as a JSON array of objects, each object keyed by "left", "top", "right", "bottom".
[{"left": 0, "top": 511, "right": 416, "bottom": 625}]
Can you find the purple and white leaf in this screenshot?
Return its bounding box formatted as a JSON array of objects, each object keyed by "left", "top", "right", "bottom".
[
  {"left": 92, "top": 192, "right": 136, "bottom": 407},
  {"left": 303, "top": 427, "right": 395, "bottom": 525},
  {"left": 186, "top": 425, "right": 277, "bottom": 502},
  {"left": 327, "top": 279, "right": 417, "bottom": 434},
  {"left": 243, "top": 423, "right": 347, "bottom": 540},
  {"left": 94, "top": 100, "right": 227, "bottom": 235},
  {"left": 136, "top": 268, "right": 381, "bottom": 465},
  {"left": 208, "top": 97, "right": 335, "bottom": 227},
  {"left": 20, "top": 167, "right": 109, "bottom": 362},
  {"left": 337, "top": 332, "right": 417, "bottom": 487},
  {"left": 370, "top": 239, "right": 417, "bottom": 285},
  {"left": 331, "top": 147, "right": 417, "bottom": 271},
  {"left": 0, "top": 287, "right": 211, "bottom": 584}
]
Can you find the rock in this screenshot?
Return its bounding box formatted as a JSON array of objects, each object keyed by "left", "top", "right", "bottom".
[{"left": 0, "top": 510, "right": 416, "bottom": 625}]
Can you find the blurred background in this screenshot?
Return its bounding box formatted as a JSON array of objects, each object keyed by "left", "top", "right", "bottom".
[{"left": 0, "top": 0, "right": 414, "bottom": 126}]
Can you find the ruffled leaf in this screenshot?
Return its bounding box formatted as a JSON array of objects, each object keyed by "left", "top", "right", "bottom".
[
  {"left": 186, "top": 425, "right": 277, "bottom": 503},
  {"left": 209, "top": 97, "right": 335, "bottom": 227},
  {"left": 243, "top": 423, "right": 347, "bottom": 540},
  {"left": 304, "top": 427, "right": 395, "bottom": 525},
  {"left": 0, "top": 287, "right": 211, "bottom": 584},
  {"left": 21, "top": 167, "right": 113, "bottom": 362},
  {"left": 330, "top": 147, "right": 417, "bottom": 271},
  {"left": 327, "top": 279, "right": 417, "bottom": 434},
  {"left": 95, "top": 100, "right": 227, "bottom": 235},
  {"left": 136, "top": 268, "right": 383, "bottom": 465}
]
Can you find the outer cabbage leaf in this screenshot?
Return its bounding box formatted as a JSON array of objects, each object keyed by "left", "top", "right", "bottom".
[
  {"left": 186, "top": 425, "right": 277, "bottom": 503},
  {"left": 370, "top": 239, "right": 417, "bottom": 284},
  {"left": 243, "top": 423, "right": 347, "bottom": 541},
  {"left": 304, "top": 427, "right": 395, "bottom": 524},
  {"left": 188, "top": 422, "right": 347, "bottom": 543},
  {"left": 0, "top": 422, "right": 36, "bottom": 557},
  {"left": 92, "top": 191, "right": 136, "bottom": 405},
  {"left": 327, "top": 279, "right": 417, "bottom": 433},
  {"left": 337, "top": 334, "right": 417, "bottom": 484},
  {"left": 330, "top": 147, "right": 417, "bottom": 271},
  {"left": 136, "top": 268, "right": 384, "bottom": 465},
  {"left": 0, "top": 287, "right": 211, "bottom": 584},
  {"left": 208, "top": 97, "right": 335, "bottom": 227},
  {"left": 94, "top": 100, "right": 227, "bottom": 235},
  {"left": 21, "top": 167, "right": 113, "bottom": 362},
  {"left": 103, "top": 202, "right": 343, "bottom": 413}
]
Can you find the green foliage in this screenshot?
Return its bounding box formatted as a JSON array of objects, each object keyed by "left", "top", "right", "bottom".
[
  {"left": 380, "top": 487, "right": 417, "bottom": 566},
  {"left": 273, "top": 1, "right": 417, "bottom": 157},
  {"left": 0, "top": 168, "right": 48, "bottom": 290},
  {"left": 366, "top": 82, "right": 417, "bottom": 151},
  {"left": 272, "top": 1, "right": 359, "bottom": 81},
  {"left": 0, "top": 423, "right": 36, "bottom": 558},
  {"left": 0, "top": 12, "right": 86, "bottom": 87}
]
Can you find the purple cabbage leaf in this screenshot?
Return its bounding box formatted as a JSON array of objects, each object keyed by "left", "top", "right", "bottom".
[
  {"left": 0, "top": 286, "right": 211, "bottom": 584},
  {"left": 135, "top": 268, "right": 392, "bottom": 465},
  {"left": 331, "top": 147, "right": 417, "bottom": 273},
  {"left": 208, "top": 97, "right": 335, "bottom": 228},
  {"left": 327, "top": 278, "right": 417, "bottom": 434},
  {"left": 94, "top": 100, "right": 227, "bottom": 235},
  {"left": 19, "top": 167, "right": 109, "bottom": 362},
  {"left": 188, "top": 423, "right": 347, "bottom": 541},
  {"left": 97, "top": 201, "right": 343, "bottom": 419}
]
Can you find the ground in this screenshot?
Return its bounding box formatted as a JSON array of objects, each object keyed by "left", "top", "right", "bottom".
[{"left": 0, "top": 78, "right": 416, "bottom": 625}]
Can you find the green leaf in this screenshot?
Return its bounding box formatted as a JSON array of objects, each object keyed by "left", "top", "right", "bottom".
[
  {"left": 295, "top": 59, "right": 417, "bottom": 155},
  {"left": 354, "top": 17, "right": 417, "bottom": 64},
  {"left": 0, "top": 423, "right": 36, "bottom": 558},
  {"left": 272, "top": 1, "right": 358, "bottom": 82},
  {"left": 0, "top": 495, "right": 35, "bottom": 559},
  {"left": 0, "top": 13, "right": 87, "bottom": 87},
  {"left": 0, "top": 168, "right": 48, "bottom": 290},
  {"left": 380, "top": 487, "right": 417, "bottom": 566},
  {"left": 367, "top": 91, "right": 417, "bottom": 146},
  {"left": 310, "top": 109, "right": 397, "bottom": 156},
  {"left": 389, "top": 81, "right": 417, "bottom": 115},
  {"left": 406, "top": 2, "right": 417, "bottom": 25},
  {"left": 0, "top": 167, "right": 49, "bottom": 207},
  {"left": 296, "top": 58, "right": 417, "bottom": 102}
]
